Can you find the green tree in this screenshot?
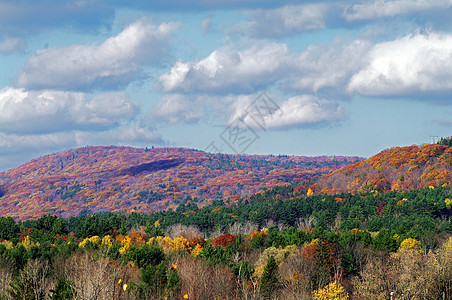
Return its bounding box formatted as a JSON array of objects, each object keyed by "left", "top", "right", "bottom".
[
  {"left": 30, "top": 215, "right": 68, "bottom": 245},
  {"left": 260, "top": 255, "right": 280, "bottom": 299},
  {"left": 145, "top": 223, "right": 164, "bottom": 238},
  {"left": 373, "top": 229, "right": 398, "bottom": 252},
  {"left": 0, "top": 217, "right": 19, "bottom": 242},
  {"left": 50, "top": 279, "right": 74, "bottom": 300},
  {"left": 125, "top": 244, "right": 165, "bottom": 269},
  {"left": 139, "top": 261, "right": 168, "bottom": 298}
]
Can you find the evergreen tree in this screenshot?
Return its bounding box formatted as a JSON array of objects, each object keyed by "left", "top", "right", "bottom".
[
  {"left": 260, "top": 255, "right": 280, "bottom": 299},
  {"left": 145, "top": 223, "right": 164, "bottom": 238}
]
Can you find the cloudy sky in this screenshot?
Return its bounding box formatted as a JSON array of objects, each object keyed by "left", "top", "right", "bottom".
[{"left": 1, "top": 0, "right": 452, "bottom": 171}]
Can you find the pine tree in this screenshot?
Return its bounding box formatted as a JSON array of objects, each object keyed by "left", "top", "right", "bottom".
[{"left": 260, "top": 255, "right": 280, "bottom": 299}]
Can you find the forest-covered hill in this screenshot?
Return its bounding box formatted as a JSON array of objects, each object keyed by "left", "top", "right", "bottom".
[
  {"left": 309, "top": 143, "right": 452, "bottom": 195},
  {"left": 0, "top": 146, "right": 361, "bottom": 221},
  {"left": 3, "top": 144, "right": 452, "bottom": 299}
]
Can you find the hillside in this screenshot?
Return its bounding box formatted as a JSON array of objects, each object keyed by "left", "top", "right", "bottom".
[
  {"left": 310, "top": 143, "right": 452, "bottom": 195},
  {"left": 0, "top": 146, "right": 361, "bottom": 220}
]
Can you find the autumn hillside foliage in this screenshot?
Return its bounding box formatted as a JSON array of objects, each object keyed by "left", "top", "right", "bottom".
[
  {"left": 0, "top": 146, "right": 361, "bottom": 221},
  {"left": 310, "top": 143, "right": 452, "bottom": 195}
]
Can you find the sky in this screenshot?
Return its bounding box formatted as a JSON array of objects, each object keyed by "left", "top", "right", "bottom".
[{"left": 1, "top": 0, "right": 452, "bottom": 171}]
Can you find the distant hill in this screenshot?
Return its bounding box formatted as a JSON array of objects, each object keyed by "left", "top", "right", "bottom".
[
  {"left": 309, "top": 143, "right": 452, "bottom": 195},
  {"left": 0, "top": 146, "right": 361, "bottom": 220}
]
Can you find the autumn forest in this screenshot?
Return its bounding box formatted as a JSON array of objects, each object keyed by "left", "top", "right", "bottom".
[{"left": 2, "top": 141, "right": 452, "bottom": 299}]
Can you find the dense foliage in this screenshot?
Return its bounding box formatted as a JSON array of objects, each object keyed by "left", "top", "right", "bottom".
[
  {"left": 1, "top": 185, "right": 452, "bottom": 298},
  {"left": 312, "top": 143, "right": 452, "bottom": 195},
  {"left": 58, "top": 185, "right": 452, "bottom": 242},
  {"left": 0, "top": 146, "right": 361, "bottom": 221}
]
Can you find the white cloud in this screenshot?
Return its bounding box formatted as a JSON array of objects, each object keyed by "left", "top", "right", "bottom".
[
  {"left": 0, "top": 36, "right": 26, "bottom": 55},
  {"left": 0, "top": 131, "right": 75, "bottom": 156},
  {"left": 231, "top": 3, "right": 328, "bottom": 37},
  {"left": 289, "top": 39, "right": 371, "bottom": 93},
  {"left": 0, "top": 87, "right": 138, "bottom": 133},
  {"left": 201, "top": 15, "right": 213, "bottom": 34},
  {"left": 0, "top": 131, "right": 75, "bottom": 171},
  {"left": 159, "top": 39, "right": 372, "bottom": 96},
  {"left": 230, "top": 94, "right": 345, "bottom": 129},
  {"left": 149, "top": 94, "right": 204, "bottom": 124},
  {"left": 347, "top": 32, "right": 452, "bottom": 97},
  {"left": 343, "top": 0, "right": 452, "bottom": 22},
  {"left": 158, "top": 43, "right": 295, "bottom": 93},
  {"left": 159, "top": 32, "right": 452, "bottom": 100},
  {"left": 16, "top": 19, "right": 179, "bottom": 91}
]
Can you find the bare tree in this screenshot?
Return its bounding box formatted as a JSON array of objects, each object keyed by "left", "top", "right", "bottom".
[
  {"left": 228, "top": 222, "right": 258, "bottom": 236},
  {"left": 8, "top": 259, "right": 52, "bottom": 300},
  {"left": 0, "top": 257, "right": 13, "bottom": 297},
  {"left": 295, "top": 216, "right": 316, "bottom": 230},
  {"left": 166, "top": 224, "right": 204, "bottom": 239},
  {"left": 176, "top": 255, "right": 236, "bottom": 300},
  {"left": 27, "top": 259, "right": 51, "bottom": 300},
  {"left": 63, "top": 250, "right": 118, "bottom": 300},
  {"left": 389, "top": 249, "right": 434, "bottom": 299},
  {"left": 352, "top": 256, "right": 393, "bottom": 300}
]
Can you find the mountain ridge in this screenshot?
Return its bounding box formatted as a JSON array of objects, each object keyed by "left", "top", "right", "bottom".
[{"left": 0, "top": 146, "right": 361, "bottom": 221}]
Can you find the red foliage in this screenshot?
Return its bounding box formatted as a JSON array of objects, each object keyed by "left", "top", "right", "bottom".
[
  {"left": 293, "top": 185, "right": 304, "bottom": 194},
  {"left": 212, "top": 233, "right": 236, "bottom": 248},
  {"left": 55, "top": 234, "right": 69, "bottom": 242},
  {"left": 377, "top": 202, "right": 387, "bottom": 216},
  {"left": 0, "top": 146, "right": 361, "bottom": 221},
  {"left": 303, "top": 239, "right": 343, "bottom": 280},
  {"left": 128, "top": 231, "right": 147, "bottom": 246},
  {"left": 19, "top": 228, "right": 31, "bottom": 242},
  {"left": 335, "top": 197, "right": 346, "bottom": 204}
]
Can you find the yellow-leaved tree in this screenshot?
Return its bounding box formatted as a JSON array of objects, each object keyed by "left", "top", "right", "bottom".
[
  {"left": 22, "top": 235, "right": 34, "bottom": 250},
  {"left": 101, "top": 235, "right": 113, "bottom": 248},
  {"left": 118, "top": 236, "right": 132, "bottom": 255},
  {"left": 399, "top": 238, "right": 421, "bottom": 252},
  {"left": 445, "top": 198, "right": 452, "bottom": 209},
  {"left": 313, "top": 281, "right": 349, "bottom": 300}
]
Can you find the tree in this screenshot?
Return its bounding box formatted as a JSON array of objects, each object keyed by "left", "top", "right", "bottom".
[
  {"left": 0, "top": 217, "right": 19, "bottom": 241},
  {"left": 389, "top": 248, "right": 433, "bottom": 299},
  {"left": 212, "top": 233, "right": 236, "bottom": 248},
  {"left": 373, "top": 229, "right": 398, "bottom": 252},
  {"left": 8, "top": 259, "right": 50, "bottom": 300},
  {"left": 167, "top": 268, "right": 180, "bottom": 298},
  {"left": 30, "top": 214, "right": 68, "bottom": 245},
  {"left": 139, "top": 261, "right": 168, "bottom": 298},
  {"left": 145, "top": 223, "right": 164, "bottom": 238},
  {"left": 431, "top": 236, "right": 452, "bottom": 299},
  {"left": 126, "top": 244, "right": 165, "bottom": 269},
  {"left": 50, "top": 279, "right": 74, "bottom": 300},
  {"left": 260, "top": 255, "right": 280, "bottom": 299},
  {"left": 313, "top": 281, "right": 349, "bottom": 300},
  {"left": 399, "top": 238, "right": 421, "bottom": 252},
  {"left": 63, "top": 251, "right": 117, "bottom": 300}
]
